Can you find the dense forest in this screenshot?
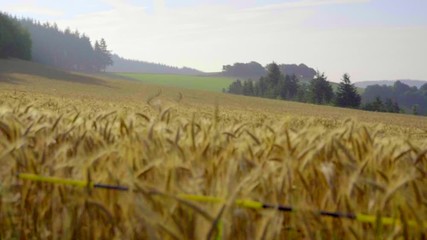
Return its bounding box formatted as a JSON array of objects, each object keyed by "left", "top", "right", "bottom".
[
  {"left": 0, "top": 12, "right": 112, "bottom": 72},
  {"left": 221, "top": 61, "right": 316, "bottom": 80},
  {"left": 107, "top": 54, "right": 203, "bottom": 75},
  {"left": 18, "top": 19, "right": 112, "bottom": 72},
  {"left": 0, "top": 12, "right": 31, "bottom": 60}
]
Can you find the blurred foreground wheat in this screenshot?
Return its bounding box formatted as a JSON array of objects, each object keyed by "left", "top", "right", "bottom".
[{"left": 0, "top": 92, "right": 426, "bottom": 239}]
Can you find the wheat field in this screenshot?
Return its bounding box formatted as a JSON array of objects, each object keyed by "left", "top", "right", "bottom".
[{"left": 1, "top": 61, "right": 427, "bottom": 239}]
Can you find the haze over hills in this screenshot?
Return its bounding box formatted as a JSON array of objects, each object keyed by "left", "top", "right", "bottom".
[
  {"left": 107, "top": 54, "right": 204, "bottom": 75},
  {"left": 1, "top": 11, "right": 426, "bottom": 115},
  {"left": 106, "top": 57, "right": 318, "bottom": 81},
  {"left": 355, "top": 80, "right": 427, "bottom": 88},
  {"left": 7, "top": 10, "right": 422, "bottom": 89}
]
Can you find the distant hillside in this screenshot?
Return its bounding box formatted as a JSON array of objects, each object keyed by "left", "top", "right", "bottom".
[
  {"left": 355, "top": 80, "right": 427, "bottom": 88},
  {"left": 220, "top": 61, "right": 316, "bottom": 80},
  {"left": 0, "top": 58, "right": 109, "bottom": 86},
  {"left": 107, "top": 54, "right": 204, "bottom": 75}
]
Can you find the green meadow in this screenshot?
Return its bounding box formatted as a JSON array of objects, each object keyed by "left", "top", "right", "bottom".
[{"left": 116, "top": 73, "right": 235, "bottom": 92}]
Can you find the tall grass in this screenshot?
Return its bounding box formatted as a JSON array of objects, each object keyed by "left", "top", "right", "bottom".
[{"left": 0, "top": 91, "right": 426, "bottom": 239}]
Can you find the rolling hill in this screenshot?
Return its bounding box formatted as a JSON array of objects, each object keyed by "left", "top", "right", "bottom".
[
  {"left": 355, "top": 79, "right": 427, "bottom": 88},
  {"left": 0, "top": 59, "right": 425, "bottom": 128},
  {"left": 107, "top": 54, "right": 203, "bottom": 75}
]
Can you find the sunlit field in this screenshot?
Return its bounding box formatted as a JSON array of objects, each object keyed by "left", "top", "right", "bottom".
[
  {"left": 117, "top": 72, "right": 235, "bottom": 92},
  {"left": 1, "top": 60, "right": 427, "bottom": 239}
]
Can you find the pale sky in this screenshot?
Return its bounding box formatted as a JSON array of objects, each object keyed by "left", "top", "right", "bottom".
[{"left": 2, "top": 0, "right": 427, "bottom": 82}]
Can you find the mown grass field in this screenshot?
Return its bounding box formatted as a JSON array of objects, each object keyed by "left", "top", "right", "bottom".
[
  {"left": 117, "top": 72, "right": 365, "bottom": 95},
  {"left": 1, "top": 59, "right": 427, "bottom": 239},
  {"left": 116, "top": 72, "right": 235, "bottom": 92}
]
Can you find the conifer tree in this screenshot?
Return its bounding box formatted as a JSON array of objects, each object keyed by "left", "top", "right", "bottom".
[
  {"left": 96, "top": 38, "right": 113, "bottom": 72},
  {"left": 335, "top": 73, "right": 361, "bottom": 108},
  {"left": 309, "top": 72, "right": 334, "bottom": 104}
]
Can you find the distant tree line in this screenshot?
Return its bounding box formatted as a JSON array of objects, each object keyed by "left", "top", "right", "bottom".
[
  {"left": 225, "top": 62, "right": 427, "bottom": 115},
  {"left": 362, "top": 81, "right": 427, "bottom": 115},
  {"left": 222, "top": 61, "right": 316, "bottom": 80},
  {"left": 226, "top": 62, "right": 363, "bottom": 110},
  {"left": 17, "top": 18, "right": 112, "bottom": 72},
  {"left": 362, "top": 97, "right": 401, "bottom": 113},
  {"left": 0, "top": 12, "right": 112, "bottom": 72},
  {"left": 0, "top": 12, "right": 31, "bottom": 60}
]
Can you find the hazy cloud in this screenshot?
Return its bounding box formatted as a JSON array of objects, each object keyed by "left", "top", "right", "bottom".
[
  {"left": 5, "top": 0, "right": 426, "bottom": 81},
  {"left": 3, "top": 5, "right": 63, "bottom": 17},
  {"left": 243, "top": 0, "right": 371, "bottom": 12}
]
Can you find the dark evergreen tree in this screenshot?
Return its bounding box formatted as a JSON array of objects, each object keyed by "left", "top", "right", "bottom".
[
  {"left": 363, "top": 97, "right": 385, "bottom": 112},
  {"left": 94, "top": 40, "right": 102, "bottom": 71},
  {"left": 96, "top": 38, "right": 113, "bottom": 71},
  {"left": 278, "top": 77, "right": 286, "bottom": 99},
  {"left": 227, "top": 79, "right": 243, "bottom": 95},
  {"left": 242, "top": 80, "right": 254, "bottom": 96},
  {"left": 278, "top": 75, "right": 298, "bottom": 100},
  {"left": 296, "top": 83, "right": 310, "bottom": 102},
  {"left": 265, "top": 62, "right": 282, "bottom": 87},
  {"left": 284, "top": 74, "right": 299, "bottom": 99},
  {"left": 309, "top": 72, "right": 334, "bottom": 104},
  {"left": 372, "top": 97, "right": 385, "bottom": 111},
  {"left": 0, "top": 12, "right": 31, "bottom": 60},
  {"left": 255, "top": 77, "right": 268, "bottom": 97},
  {"left": 335, "top": 73, "right": 361, "bottom": 108},
  {"left": 382, "top": 98, "right": 400, "bottom": 113},
  {"left": 384, "top": 98, "right": 394, "bottom": 112}
]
